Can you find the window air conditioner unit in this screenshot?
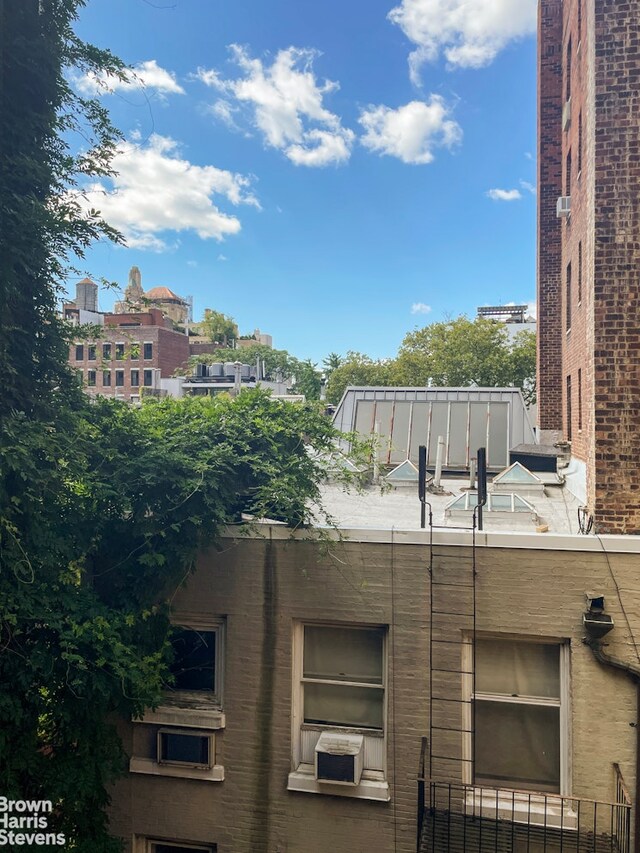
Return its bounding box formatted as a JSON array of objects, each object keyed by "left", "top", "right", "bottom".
[
  {"left": 314, "top": 732, "right": 364, "bottom": 785},
  {"left": 556, "top": 196, "right": 571, "bottom": 218},
  {"left": 562, "top": 97, "right": 572, "bottom": 131}
]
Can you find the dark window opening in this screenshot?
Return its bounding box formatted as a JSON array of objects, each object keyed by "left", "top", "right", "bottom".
[
  {"left": 566, "top": 262, "right": 572, "bottom": 331},
  {"left": 87, "top": 370, "right": 96, "bottom": 387},
  {"left": 565, "top": 150, "right": 572, "bottom": 196},
  {"left": 143, "top": 369, "right": 153, "bottom": 387},
  {"left": 143, "top": 342, "right": 153, "bottom": 360},
  {"left": 567, "top": 375, "right": 573, "bottom": 442},
  {"left": 578, "top": 369, "right": 583, "bottom": 431},
  {"left": 566, "top": 36, "right": 572, "bottom": 101},
  {"left": 578, "top": 111, "right": 583, "bottom": 173},
  {"left": 115, "top": 370, "right": 124, "bottom": 387},
  {"left": 578, "top": 242, "right": 583, "bottom": 303},
  {"left": 130, "top": 343, "right": 140, "bottom": 360},
  {"left": 131, "top": 370, "right": 140, "bottom": 388},
  {"left": 115, "top": 343, "right": 125, "bottom": 360},
  {"left": 102, "top": 343, "right": 111, "bottom": 360},
  {"left": 75, "top": 345, "right": 84, "bottom": 361},
  {"left": 87, "top": 345, "right": 96, "bottom": 361},
  {"left": 169, "top": 628, "right": 216, "bottom": 692},
  {"left": 103, "top": 370, "right": 111, "bottom": 387}
]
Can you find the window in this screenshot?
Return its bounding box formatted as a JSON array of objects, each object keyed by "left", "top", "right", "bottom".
[
  {"left": 87, "top": 344, "right": 96, "bottom": 361},
  {"left": 102, "top": 370, "right": 111, "bottom": 387},
  {"left": 472, "top": 639, "right": 565, "bottom": 794},
  {"left": 566, "top": 375, "right": 572, "bottom": 441},
  {"left": 168, "top": 627, "right": 219, "bottom": 698},
  {"left": 157, "top": 730, "right": 213, "bottom": 769},
  {"left": 288, "top": 623, "right": 389, "bottom": 801},
  {"left": 578, "top": 368, "right": 583, "bottom": 430},
  {"left": 143, "top": 342, "right": 153, "bottom": 360},
  {"left": 303, "top": 625, "right": 384, "bottom": 729},
  {"left": 102, "top": 343, "right": 111, "bottom": 360},
  {"left": 131, "top": 369, "right": 140, "bottom": 388},
  {"left": 578, "top": 241, "right": 583, "bottom": 303},
  {"left": 115, "top": 369, "right": 124, "bottom": 387},
  {"left": 566, "top": 36, "right": 572, "bottom": 101},
  {"left": 565, "top": 149, "right": 572, "bottom": 196},
  {"left": 130, "top": 343, "right": 140, "bottom": 360},
  {"left": 566, "top": 261, "right": 572, "bottom": 331},
  {"left": 75, "top": 344, "right": 84, "bottom": 361},
  {"left": 138, "top": 840, "right": 216, "bottom": 853},
  {"left": 578, "top": 110, "right": 583, "bottom": 174},
  {"left": 87, "top": 370, "right": 96, "bottom": 387},
  {"left": 577, "top": 0, "right": 582, "bottom": 43},
  {"left": 143, "top": 369, "right": 154, "bottom": 387},
  {"left": 115, "top": 342, "right": 125, "bottom": 360}
]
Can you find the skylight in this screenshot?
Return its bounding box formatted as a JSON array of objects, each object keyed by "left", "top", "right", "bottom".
[{"left": 493, "top": 461, "right": 542, "bottom": 485}]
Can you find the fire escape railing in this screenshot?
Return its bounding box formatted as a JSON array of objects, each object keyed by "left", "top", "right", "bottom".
[{"left": 417, "top": 773, "right": 632, "bottom": 853}]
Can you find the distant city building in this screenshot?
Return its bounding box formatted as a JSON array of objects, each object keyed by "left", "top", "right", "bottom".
[
  {"left": 236, "top": 328, "right": 273, "bottom": 349},
  {"left": 113, "top": 266, "right": 190, "bottom": 325},
  {"left": 476, "top": 304, "right": 536, "bottom": 341}
]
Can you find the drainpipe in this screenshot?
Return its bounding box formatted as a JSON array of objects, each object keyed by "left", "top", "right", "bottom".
[{"left": 584, "top": 637, "right": 640, "bottom": 853}]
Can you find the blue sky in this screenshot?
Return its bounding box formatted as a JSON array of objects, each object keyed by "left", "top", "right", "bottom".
[{"left": 73, "top": 0, "right": 537, "bottom": 363}]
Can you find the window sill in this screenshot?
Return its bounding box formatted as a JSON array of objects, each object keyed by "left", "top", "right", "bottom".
[
  {"left": 129, "top": 757, "right": 224, "bottom": 782},
  {"left": 465, "top": 788, "right": 577, "bottom": 830},
  {"left": 287, "top": 765, "right": 390, "bottom": 802},
  {"left": 135, "top": 703, "right": 225, "bottom": 730}
]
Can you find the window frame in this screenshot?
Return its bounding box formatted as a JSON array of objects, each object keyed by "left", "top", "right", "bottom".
[
  {"left": 288, "top": 621, "right": 390, "bottom": 801},
  {"left": 87, "top": 344, "right": 96, "bottom": 361},
  {"left": 143, "top": 341, "right": 153, "bottom": 360},
  {"left": 462, "top": 635, "right": 571, "bottom": 799},
  {"left": 102, "top": 370, "right": 111, "bottom": 387},
  {"left": 143, "top": 369, "right": 154, "bottom": 387},
  {"left": 131, "top": 369, "right": 140, "bottom": 388},
  {"left": 75, "top": 344, "right": 84, "bottom": 361},
  {"left": 133, "top": 838, "right": 216, "bottom": 853},
  {"left": 164, "top": 617, "right": 225, "bottom": 709},
  {"left": 102, "top": 342, "right": 112, "bottom": 360},
  {"left": 157, "top": 728, "right": 214, "bottom": 770},
  {"left": 87, "top": 369, "right": 96, "bottom": 387},
  {"left": 115, "top": 342, "right": 126, "bottom": 360},
  {"left": 115, "top": 369, "right": 125, "bottom": 388}
]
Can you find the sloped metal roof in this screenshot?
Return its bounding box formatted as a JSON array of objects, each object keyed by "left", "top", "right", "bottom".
[{"left": 332, "top": 386, "right": 537, "bottom": 472}]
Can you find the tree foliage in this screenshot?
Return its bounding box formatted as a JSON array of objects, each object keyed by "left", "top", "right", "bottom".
[
  {"left": 324, "top": 320, "right": 537, "bottom": 406},
  {"left": 196, "top": 309, "right": 238, "bottom": 346},
  {"left": 324, "top": 352, "right": 395, "bottom": 405},
  {"left": 0, "top": 3, "right": 346, "bottom": 849}
]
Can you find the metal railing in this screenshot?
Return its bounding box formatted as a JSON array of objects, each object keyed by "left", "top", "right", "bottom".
[{"left": 418, "top": 778, "right": 631, "bottom": 853}]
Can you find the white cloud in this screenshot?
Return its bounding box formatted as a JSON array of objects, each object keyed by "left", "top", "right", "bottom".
[
  {"left": 411, "top": 302, "right": 432, "bottom": 314},
  {"left": 359, "top": 98, "right": 461, "bottom": 164},
  {"left": 388, "top": 0, "right": 537, "bottom": 79},
  {"left": 217, "top": 254, "right": 228, "bottom": 262},
  {"left": 486, "top": 188, "right": 522, "bottom": 201},
  {"left": 520, "top": 179, "right": 536, "bottom": 195},
  {"left": 187, "top": 260, "right": 198, "bottom": 267},
  {"left": 195, "top": 46, "right": 354, "bottom": 167},
  {"left": 76, "top": 59, "right": 185, "bottom": 96},
  {"left": 78, "top": 134, "right": 259, "bottom": 251}
]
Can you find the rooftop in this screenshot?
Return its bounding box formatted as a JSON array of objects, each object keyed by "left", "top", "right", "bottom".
[
  {"left": 145, "top": 286, "right": 185, "bottom": 302},
  {"left": 317, "top": 475, "right": 583, "bottom": 535}
]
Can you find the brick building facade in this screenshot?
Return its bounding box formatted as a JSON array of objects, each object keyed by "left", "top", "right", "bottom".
[
  {"left": 538, "top": 0, "right": 640, "bottom": 532},
  {"left": 70, "top": 309, "right": 191, "bottom": 402}
]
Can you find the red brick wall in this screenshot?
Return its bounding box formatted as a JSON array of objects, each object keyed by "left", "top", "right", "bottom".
[
  {"left": 591, "top": 0, "right": 640, "bottom": 532},
  {"left": 537, "top": 0, "right": 564, "bottom": 432},
  {"left": 70, "top": 325, "right": 190, "bottom": 402}
]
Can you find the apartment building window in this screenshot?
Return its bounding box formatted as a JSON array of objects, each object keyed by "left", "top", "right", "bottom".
[
  {"left": 130, "top": 343, "right": 140, "bottom": 360},
  {"left": 103, "top": 370, "right": 111, "bottom": 387},
  {"left": 468, "top": 638, "right": 568, "bottom": 795},
  {"left": 566, "top": 36, "right": 572, "bottom": 101},
  {"left": 167, "top": 625, "right": 221, "bottom": 703},
  {"left": 566, "top": 375, "right": 573, "bottom": 441},
  {"left": 578, "top": 110, "right": 583, "bottom": 174},
  {"left": 566, "top": 262, "right": 572, "bottom": 331},
  {"left": 87, "top": 344, "right": 96, "bottom": 361},
  {"left": 143, "top": 342, "right": 153, "bottom": 360},
  {"left": 577, "top": 0, "right": 582, "bottom": 44},
  {"left": 578, "top": 242, "right": 583, "bottom": 303},
  {"left": 138, "top": 841, "right": 216, "bottom": 853},
  {"left": 87, "top": 370, "right": 96, "bottom": 387},
  {"left": 102, "top": 343, "right": 112, "bottom": 360},
  {"left": 157, "top": 729, "right": 213, "bottom": 769},
  {"left": 565, "top": 150, "right": 572, "bottom": 196},
  {"left": 578, "top": 369, "right": 583, "bottom": 431},
  {"left": 288, "top": 623, "right": 389, "bottom": 801},
  {"left": 75, "top": 344, "right": 84, "bottom": 361},
  {"left": 143, "top": 369, "right": 154, "bottom": 387},
  {"left": 115, "top": 370, "right": 124, "bottom": 387},
  {"left": 131, "top": 369, "right": 140, "bottom": 388},
  {"left": 115, "top": 342, "right": 125, "bottom": 360}
]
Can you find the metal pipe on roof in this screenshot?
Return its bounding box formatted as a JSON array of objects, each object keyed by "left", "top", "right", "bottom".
[{"left": 434, "top": 436, "right": 445, "bottom": 488}]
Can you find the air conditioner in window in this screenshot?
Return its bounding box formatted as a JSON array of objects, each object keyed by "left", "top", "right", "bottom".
[
  {"left": 314, "top": 732, "right": 364, "bottom": 785},
  {"left": 556, "top": 196, "right": 571, "bottom": 217},
  {"left": 562, "top": 97, "right": 572, "bottom": 131}
]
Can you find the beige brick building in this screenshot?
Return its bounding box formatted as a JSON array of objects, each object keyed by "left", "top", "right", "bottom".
[{"left": 109, "top": 524, "right": 640, "bottom": 853}]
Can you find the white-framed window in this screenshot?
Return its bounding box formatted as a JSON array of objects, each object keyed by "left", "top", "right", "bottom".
[
  {"left": 164, "top": 618, "right": 224, "bottom": 707},
  {"left": 157, "top": 728, "right": 213, "bottom": 770},
  {"left": 287, "top": 622, "right": 390, "bottom": 801},
  {"left": 463, "top": 635, "right": 571, "bottom": 822},
  {"left": 133, "top": 837, "right": 216, "bottom": 853}
]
